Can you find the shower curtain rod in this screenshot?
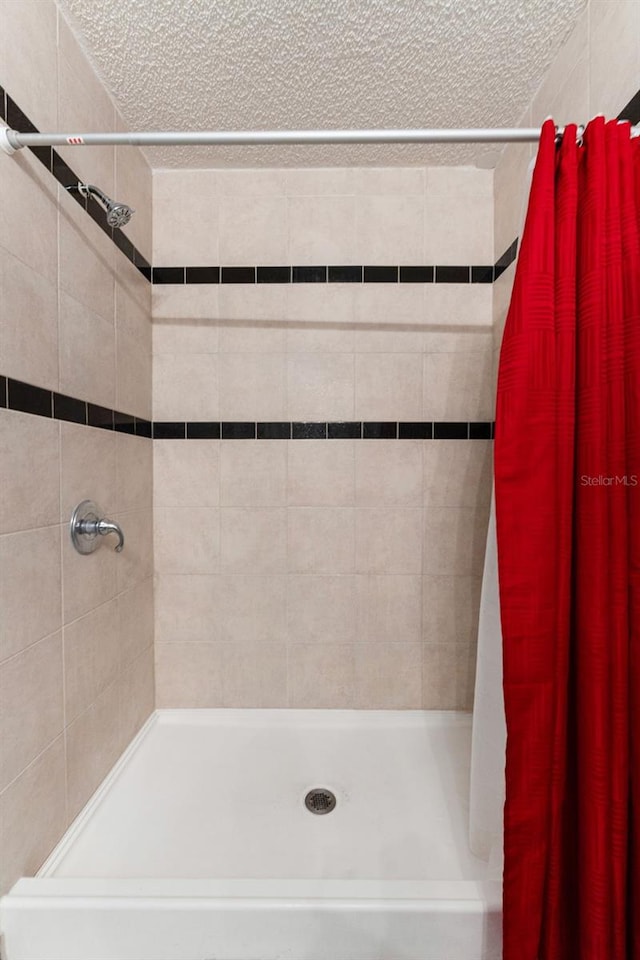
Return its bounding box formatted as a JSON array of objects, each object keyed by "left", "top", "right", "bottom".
[{"left": 2, "top": 124, "right": 638, "bottom": 153}]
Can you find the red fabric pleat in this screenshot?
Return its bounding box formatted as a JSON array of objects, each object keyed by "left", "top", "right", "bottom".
[{"left": 495, "top": 118, "right": 640, "bottom": 959}]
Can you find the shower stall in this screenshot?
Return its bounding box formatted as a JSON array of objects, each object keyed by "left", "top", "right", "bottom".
[{"left": 1, "top": 1, "right": 638, "bottom": 958}]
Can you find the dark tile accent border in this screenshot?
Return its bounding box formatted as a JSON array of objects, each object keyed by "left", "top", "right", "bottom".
[
  {"left": 434, "top": 421, "right": 468, "bottom": 439},
  {"left": 363, "top": 422, "right": 397, "bottom": 439},
  {"left": 257, "top": 422, "right": 291, "bottom": 439},
  {"left": 88, "top": 404, "right": 114, "bottom": 431},
  {"left": 153, "top": 422, "right": 186, "bottom": 439},
  {"left": 328, "top": 265, "right": 362, "bottom": 283},
  {"left": 186, "top": 266, "right": 220, "bottom": 284},
  {"left": 114, "top": 411, "right": 136, "bottom": 435},
  {"left": 152, "top": 267, "right": 185, "bottom": 284},
  {"left": 292, "top": 422, "right": 327, "bottom": 439},
  {"left": 469, "top": 421, "right": 492, "bottom": 439},
  {"left": 400, "top": 266, "right": 434, "bottom": 283},
  {"left": 471, "top": 265, "right": 494, "bottom": 284},
  {"left": 494, "top": 239, "right": 519, "bottom": 279},
  {"left": 292, "top": 266, "right": 326, "bottom": 283},
  {"left": 187, "top": 422, "right": 221, "bottom": 439},
  {"left": 618, "top": 90, "right": 640, "bottom": 125},
  {"left": 222, "top": 267, "right": 256, "bottom": 284},
  {"left": 1, "top": 376, "right": 495, "bottom": 442},
  {"left": 328, "top": 422, "right": 361, "bottom": 439},
  {"left": 398, "top": 422, "right": 432, "bottom": 439},
  {"left": 8, "top": 379, "right": 52, "bottom": 417},
  {"left": 435, "top": 265, "right": 470, "bottom": 284},
  {"left": 257, "top": 266, "right": 291, "bottom": 284},
  {"left": 364, "top": 266, "right": 398, "bottom": 283},
  {"left": 53, "top": 392, "right": 86, "bottom": 424},
  {"left": 222, "top": 421, "right": 256, "bottom": 439}
]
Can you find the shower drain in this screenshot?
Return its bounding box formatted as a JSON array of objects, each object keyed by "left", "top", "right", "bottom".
[{"left": 304, "top": 788, "right": 337, "bottom": 815}]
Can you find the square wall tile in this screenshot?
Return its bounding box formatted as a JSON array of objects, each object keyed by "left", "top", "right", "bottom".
[
  {"left": 286, "top": 285, "right": 355, "bottom": 354},
  {"left": 288, "top": 196, "right": 357, "bottom": 264},
  {"left": 60, "top": 421, "right": 117, "bottom": 520},
  {"left": 0, "top": 0, "right": 58, "bottom": 131},
  {"left": 423, "top": 440, "right": 492, "bottom": 510},
  {"left": 423, "top": 575, "right": 482, "bottom": 644},
  {"left": 423, "top": 506, "right": 486, "bottom": 577},
  {"left": 154, "top": 440, "right": 220, "bottom": 507},
  {"left": 218, "top": 642, "right": 288, "bottom": 707},
  {"left": 219, "top": 196, "right": 287, "bottom": 265},
  {"left": 218, "top": 354, "right": 285, "bottom": 421},
  {"left": 287, "top": 508, "right": 355, "bottom": 574},
  {"left": 356, "top": 195, "right": 424, "bottom": 263},
  {"left": 288, "top": 643, "right": 355, "bottom": 708},
  {"left": 220, "top": 508, "right": 287, "bottom": 574},
  {"left": 0, "top": 150, "right": 58, "bottom": 286},
  {"left": 353, "top": 642, "right": 422, "bottom": 709},
  {"left": 58, "top": 292, "right": 116, "bottom": 411},
  {"left": 220, "top": 441, "right": 287, "bottom": 506},
  {"left": 0, "top": 249, "right": 59, "bottom": 391},
  {"left": 153, "top": 353, "right": 218, "bottom": 421},
  {"left": 0, "top": 411, "right": 60, "bottom": 535},
  {"left": 216, "top": 575, "right": 287, "bottom": 644},
  {"left": 65, "top": 680, "right": 124, "bottom": 820},
  {"left": 355, "top": 508, "right": 423, "bottom": 575},
  {"left": 355, "top": 441, "right": 422, "bottom": 506},
  {"left": 63, "top": 599, "right": 120, "bottom": 725},
  {"left": 287, "top": 354, "right": 355, "bottom": 421},
  {"left": 155, "top": 642, "right": 223, "bottom": 708},
  {"left": 355, "top": 354, "right": 422, "bottom": 421},
  {"left": 0, "top": 633, "right": 63, "bottom": 791},
  {"left": 287, "top": 441, "right": 355, "bottom": 506},
  {"left": 0, "top": 526, "right": 62, "bottom": 662},
  {"left": 62, "top": 529, "right": 118, "bottom": 624},
  {"left": 154, "top": 575, "right": 219, "bottom": 644},
  {"left": 119, "top": 645, "right": 155, "bottom": 744},
  {"left": 118, "top": 577, "right": 154, "bottom": 667},
  {"left": 422, "top": 641, "right": 476, "bottom": 710},
  {"left": 154, "top": 507, "right": 219, "bottom": 575},
  {"left": 356, "top": 575, "right": 422, "bottom": 643},
  {"left": 0, "top": 737, "right": 66, "bottom": 895},
  {"left": 423, "top": 350, "right": 493, "bottom": 421},
  {"left": 287, "top": 575, "right": 356, "bottom": 644},
  {"left": 153, "top": 195, "right": 219, "bottom": 266}
]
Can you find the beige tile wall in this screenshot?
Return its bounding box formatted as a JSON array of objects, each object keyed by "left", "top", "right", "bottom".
[
  {"left": 152, "top": 157, "right": 494, "bottom": 713},
  {"left": 152, "top": 166, "right": 494, "bottom": 423},
  {"left": 154, "top": 438, "right": 491, "bottom": 709},
  {"left": 0, "top": 1, "right": 154, "bottom": 894}
]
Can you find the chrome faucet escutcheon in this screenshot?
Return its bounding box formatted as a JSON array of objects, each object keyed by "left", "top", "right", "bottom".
[{"left": 70, "top": 500, "right": 125, "bottom": 554}]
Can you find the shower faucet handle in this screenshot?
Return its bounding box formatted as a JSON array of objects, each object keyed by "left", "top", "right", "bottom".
[{"left": 70, "top": 500, "right": 125, "bottom": 554}]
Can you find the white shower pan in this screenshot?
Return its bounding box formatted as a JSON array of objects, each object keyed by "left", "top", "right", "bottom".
[{"left": 0, "top": 709, "right": 501, "bottom": 960}]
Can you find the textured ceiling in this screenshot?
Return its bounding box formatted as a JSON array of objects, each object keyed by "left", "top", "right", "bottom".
[{"left": 56, "top": 0, "right": 586, "bottom": 169}]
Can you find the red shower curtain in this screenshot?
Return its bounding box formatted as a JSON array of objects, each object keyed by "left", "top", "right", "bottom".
[{"left": 495, "top": 117, "right": 640, "bottom": 959}]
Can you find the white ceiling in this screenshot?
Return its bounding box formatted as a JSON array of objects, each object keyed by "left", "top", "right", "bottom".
[{"left": 57, "top": 0, "right": 587, "bottom": 169}]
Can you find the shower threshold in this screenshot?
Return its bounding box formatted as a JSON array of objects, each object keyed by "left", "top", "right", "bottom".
[{"left": 0, "top": 709, "right": 502, "bottom": 960}]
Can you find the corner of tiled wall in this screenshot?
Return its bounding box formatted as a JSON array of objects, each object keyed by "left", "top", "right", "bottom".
[{"left": 0, "top": 0, "right": 154, "bottom": 894}]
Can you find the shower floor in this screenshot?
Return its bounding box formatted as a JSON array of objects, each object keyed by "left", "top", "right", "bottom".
[{"left": 1, "top": 710, "right": 501, "bottom": 960}]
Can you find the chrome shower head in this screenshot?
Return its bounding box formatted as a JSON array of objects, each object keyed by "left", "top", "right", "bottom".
[{"left": 71, "top": 182, "right": 135, "bottom": 228}]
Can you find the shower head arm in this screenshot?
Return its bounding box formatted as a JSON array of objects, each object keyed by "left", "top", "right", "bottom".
[{"left": 67, "top": 182, "right": 110, "bottom": 208}]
